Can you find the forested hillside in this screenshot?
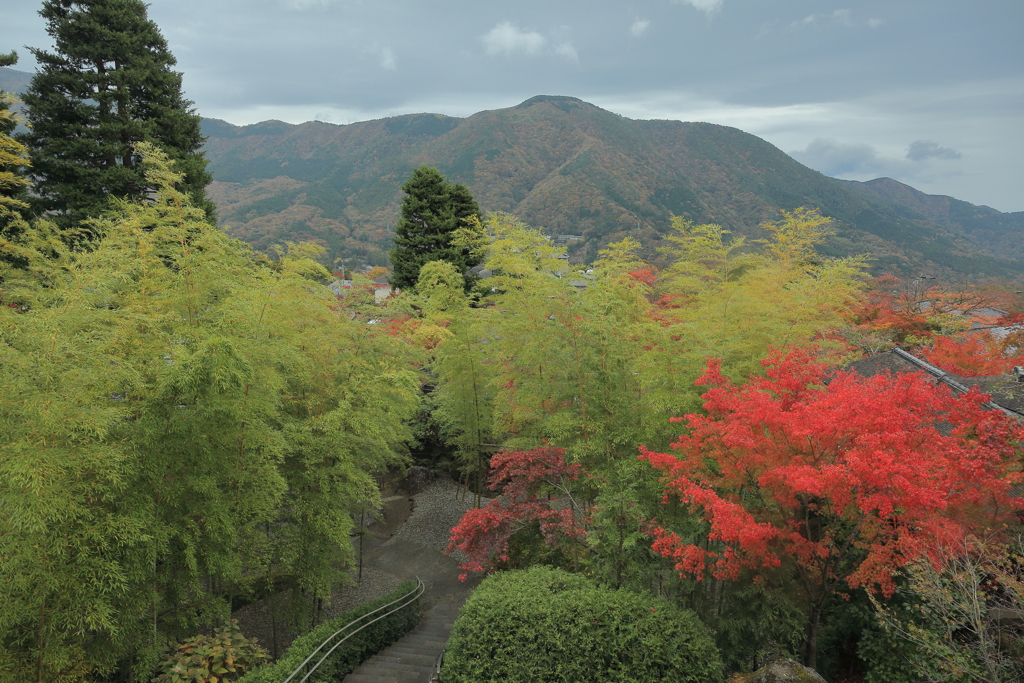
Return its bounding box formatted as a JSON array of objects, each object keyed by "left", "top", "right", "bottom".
[
  {"left": 843, "top": 176, "right": 1024, "bottom": 261},
  {"left": 201, "top": 95, "right": 1024, "bottom": 277}
]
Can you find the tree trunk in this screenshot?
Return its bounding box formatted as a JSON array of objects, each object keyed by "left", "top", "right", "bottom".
[{"left": 802, "top": 603, "right": 822, "bottom": 670}]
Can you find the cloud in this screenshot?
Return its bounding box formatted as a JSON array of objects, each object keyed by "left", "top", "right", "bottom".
[
  {"left": 789, "top": 138, "right": 911, "bottom": 178},
  {"left": 555, "top": 42, "right": 579, "bottom": 62},
  {"left": 671, "top": 0, "right": 723, "bottom": 16},
  {"left": 906, "top": 140, "right": 961, "bottom": 161},
  {"left": 791, "top": 9, "right": 856, "bottom": 30},
  {"left": 482, "top": 21, "right": 546, "bottom": 57},
  {"left": 285, "top": 0, "right": 335, "bottom": 9},
  {"left": 379, "top": 47, "right": 396, "bottom": 71},
  {"left": 630, "top": 19, "right": 650, "bottom": 37},
  {"left": 832, "top": 9, "right": 853, "bottom": 26},
  {"left": 868, "top": 18, "right": 885, "bottom": 29}
]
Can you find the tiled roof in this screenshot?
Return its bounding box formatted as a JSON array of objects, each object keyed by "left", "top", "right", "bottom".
[{"left": 844, "top": 348, "right": 1024, "bottom": 418}]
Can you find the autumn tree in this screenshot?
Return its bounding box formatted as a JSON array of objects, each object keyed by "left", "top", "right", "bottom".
[
  {"left": 20, "top": 0, "right": 213, "bottom": 230},
  {"left": 920, "top": 334, "right": 1024, "bottom": 377},
  {"left": 842, "top": 273, "right": 1019, "bottom": 357},
  {"left": 446, "top": 447, "right": 589, "bottom": 578},
  {"left": 640, "top": 349, "right": 1024, "bottom": 669},
  {"left": 388, "top": 165, "right": 482, "bottom": 291}
]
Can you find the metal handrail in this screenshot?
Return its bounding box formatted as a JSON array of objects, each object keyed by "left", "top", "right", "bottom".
[
  {"left": 429, "top": 645, "right": 445, "bottom": 682},
  {"left": 282, "top": 577, "right": 425, "bottom": 683},
  {"left": 891, "top": 347, "right": 1019, "bottom": 417}
]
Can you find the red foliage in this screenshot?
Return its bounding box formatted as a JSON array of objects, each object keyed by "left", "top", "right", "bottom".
[
  {"left": 921, "top": 335, "right": 1024, "bottom": 377},
  {"left": 628, "top": 269, "right": 657, "bottom": 287},
  {"left": 640, "top": 348, "right": 1024, "bottom": 598},
  {"left": 446, "top": 447, "right": 589, "bottom": 578},
  {"left": 997, "top": 312, "right": 1024, "bottom": 326},
  {"left": 847, "top": 301, "right": 933, "bottom": 344}
]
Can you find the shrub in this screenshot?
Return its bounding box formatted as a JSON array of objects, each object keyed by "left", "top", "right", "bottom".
[
  {"left": 236, "top": 581, "right": 421, "bottom": 683},
  {"left": 154, "top": 620, "right": 268, "bottom": 683},
  {"left": 441, "top": 566, "right": 724, "bottom": 683}
]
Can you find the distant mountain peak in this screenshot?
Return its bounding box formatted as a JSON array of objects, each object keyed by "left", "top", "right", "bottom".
[{"left": 514, "top": 95, "right": 594, "bottom": 112}]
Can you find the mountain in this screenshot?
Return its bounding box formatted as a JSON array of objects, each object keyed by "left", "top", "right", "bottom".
[
  {"left": 0, "top": 67, "right": 31, "bottom": 126},
  {"left": 0, "top": 67, "right": 32, "bottom": 95},
  {"left": 842, "top": 177, "right": 1024, "bottom": 262},
  {"left": 202, "top": 96, "right": 1023, "bottom": 277},
  {"left": 3, "top": 75, "right": 1020, "bottom": 277}
]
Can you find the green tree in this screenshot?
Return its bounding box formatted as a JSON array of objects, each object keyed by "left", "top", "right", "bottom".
[
  {"left": 0, "top": 145, "right": 418, "bottom": 682},
  {"left": 388, "top": 165, "right": 482, "bottom": 291},
  {"left": 19, "top": 0, "right": 213, "bottom": 230}
]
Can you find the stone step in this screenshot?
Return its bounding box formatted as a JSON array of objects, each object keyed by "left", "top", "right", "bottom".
[
  {"left": 373, "top": 647, "right": 440, "bottom": 659},
  {"left": 395, "top": 635, "right": 448, "bottom": 645},
  {"left": 360, "top": 659, "right": 425, "bottom": 673},
  {"left": 366, "top": 651, "right": 434, "bottom": 663},
  {"left": 365, "top": 654, "right": 434, "bottom": 669},
  {"left": 344, "top": 673, "right": 422, "bottom": 683}
]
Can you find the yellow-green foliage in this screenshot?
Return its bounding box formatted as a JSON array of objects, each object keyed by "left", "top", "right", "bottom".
[
  {"left": 0, "top": 144, "right": 420, "bottom": 682},
  {"left": 0, "top": 93, "right": 29, "bottom": 219}
]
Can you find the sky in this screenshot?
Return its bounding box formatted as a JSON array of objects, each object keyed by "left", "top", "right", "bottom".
[{"left": 2, "top": 0, "right": 1022, "bottom": 212}]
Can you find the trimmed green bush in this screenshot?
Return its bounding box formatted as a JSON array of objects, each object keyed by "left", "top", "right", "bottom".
[
  {"left": 442, "top": 566, "right": 724, "bottom": 683},
  {"left": 237, "top": 581, "right": 421, "bottom": 683}
]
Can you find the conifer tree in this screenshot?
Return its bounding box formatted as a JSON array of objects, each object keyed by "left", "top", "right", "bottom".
[
  {"left": 19, "top": 0, "right": 213, "bottom": 230},
  {"left": 388, "top": 165, "right": 483, "bottom": 291}
]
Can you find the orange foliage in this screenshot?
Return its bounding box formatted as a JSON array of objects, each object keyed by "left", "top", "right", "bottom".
[{"left": 920, "top": 335, "right": 1024, "bottom": 377}]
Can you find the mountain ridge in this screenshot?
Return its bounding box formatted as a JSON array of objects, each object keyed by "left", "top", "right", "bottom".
[
  {"left": 202, "top": 97, "right": 1024, "bottom": 276},
  {"left": 2, "top": 67, "right": 1021, "bottom": 277}
]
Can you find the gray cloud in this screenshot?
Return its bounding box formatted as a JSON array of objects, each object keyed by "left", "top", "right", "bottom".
[
  {"left": 482, "top": 22, "right": 546, "bottom": 57},
  {"left": 789, "top": 138, "right": 911, "bottom": 179},
  {"left": 630, "top": 19, "right": 651, "bottom": 38},
  {"left": 906, "top": 140, "right": 962, "bottom": 161},
  {"left": 671, "top": 0, "right": 723, "bottom": 16},
  {"left": 792, "top": 9, "right": 854, "bottom": 29},
  {"left": 555, "top": 42, "right": 579, "bottom": 62}
]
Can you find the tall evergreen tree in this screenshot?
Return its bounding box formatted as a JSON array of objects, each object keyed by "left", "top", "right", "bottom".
[
  {"left": 388, "top": 165, "right": 483, "bottom": 291},
  {"left": 19, "top": 0, "right": 214, "bottom": 230}
]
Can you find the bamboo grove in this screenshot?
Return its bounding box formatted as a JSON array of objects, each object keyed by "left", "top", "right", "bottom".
[{"left": 0, "top": 146, "right": 421, "bottom": 680}]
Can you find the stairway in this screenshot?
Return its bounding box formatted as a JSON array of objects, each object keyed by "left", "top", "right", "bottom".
[{"left": 341, "top": 600, "right": 461, "bottom": 683}]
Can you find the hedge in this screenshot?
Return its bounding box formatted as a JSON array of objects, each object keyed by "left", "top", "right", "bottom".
[
  {"left": 441, "top": 567, "right": 724, "bottom": 683},
  {"left": 237, "top": 580, "right": 421, "bottom": 683}
]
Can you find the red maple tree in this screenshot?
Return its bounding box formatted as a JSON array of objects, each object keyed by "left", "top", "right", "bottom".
[
  {"left": 446, "top": 447, "right": 589, "bottom": 579},
  {"left": 921, "top": 334, "right": 1024, "bottom": 377},
  {"left": 639, "top": 348, "right": 1024, "bottom": 668}
]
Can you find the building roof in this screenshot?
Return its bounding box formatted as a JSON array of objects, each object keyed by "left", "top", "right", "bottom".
[{"left": 844, "top": 347, "right": 1024, "bottom": 418}]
